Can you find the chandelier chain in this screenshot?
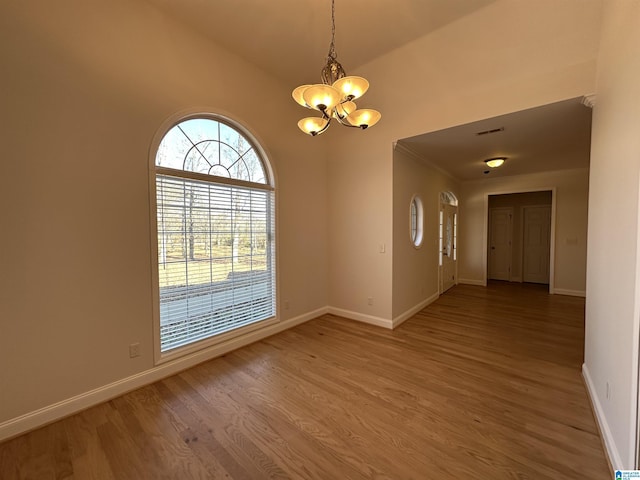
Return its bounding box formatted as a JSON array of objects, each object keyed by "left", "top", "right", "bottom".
[{"left": 327, "top": 0, "right": 337, "bottom": 61}]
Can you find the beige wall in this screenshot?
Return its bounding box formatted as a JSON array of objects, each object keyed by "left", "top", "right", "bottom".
[
  {"left": 0, "top": 0, "right": 328, "bottom": 427},
  {"left": 328, "top": 0, "right": 600, "bottom": 321},
  {"left": 488, "top": 191, "right": 553, "bottom": 283},
  {"left": 459, "top": 169, "right": 590, "bottom": 294},
  {"left": 584, "top": 0, "right": 640, "bottom": 469},
  {"left": 392, "top": 146, "right": 459, "bottom": 319}
]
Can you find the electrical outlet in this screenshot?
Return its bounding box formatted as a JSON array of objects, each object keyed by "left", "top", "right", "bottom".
[
  {"left": 284, "top": 300, "right": 290, "bottom": 310},
  {"left": 129, "top": 343, "right": 140, "bottom": 358},
  {"left": 606, "top": 382, "right": 611, "bottom": 400},
  {"left": 367, "top": 297, "right": 373, "bottom": 306}
]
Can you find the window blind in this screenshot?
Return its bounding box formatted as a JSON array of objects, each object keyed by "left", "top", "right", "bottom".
[{"left": 156, "top": 174, "right": 275, "bottom": 352}]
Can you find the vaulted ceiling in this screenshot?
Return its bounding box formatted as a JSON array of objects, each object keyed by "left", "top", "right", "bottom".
[
  {"left": 143, "top": 0, "right": 495, "bottom": 85},
  {"left": 143, "top": 0, "right": 594, "bottom": 180}
]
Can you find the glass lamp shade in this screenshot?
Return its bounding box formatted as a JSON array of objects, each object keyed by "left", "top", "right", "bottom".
[
  {"left": 302, "top": 84, "right": 341, "bottom": 112},
  {"left": 485, "top": 158, "right": 506, "bottom": 168},
  {"left": 333, "top": 101, "right": 357, "bottom": 119},
  {"left": 333, "top": 76, "right": 369, "bottom": 100},
  {"left": 292, "top": 85, "right": 312, "bottom": 107},
  {"left": 346, "top": 109, "right": 381, "bottom": 129},
  {"left": 298, "top": 117, "right": 329, "bottom": 136}
]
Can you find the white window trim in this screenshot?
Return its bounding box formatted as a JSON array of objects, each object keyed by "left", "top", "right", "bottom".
[{"left": 148, "top": 111, "right": 278, "bottom": 365}]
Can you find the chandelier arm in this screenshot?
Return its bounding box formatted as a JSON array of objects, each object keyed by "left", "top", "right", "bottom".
[
  {"left": 333, "top": 114, "right": 358, "bottom": 128},
  {"left": 315, "top": 117, "right": 332, "bottom": 136}
]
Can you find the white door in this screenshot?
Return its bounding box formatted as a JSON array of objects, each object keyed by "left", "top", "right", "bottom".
[
  {"left": 440, "top": 204, "right": 457, "bottom": 293},
  {"left": 522, "top": 206, "right": 551, "bottom": 284},
  {"left": 488, "top": 207, "right": 512, "bottom": 281}
]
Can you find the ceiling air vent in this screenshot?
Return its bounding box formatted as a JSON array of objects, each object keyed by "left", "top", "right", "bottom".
[{"left": 475, "top": 127, "right": 504, "bottom": 136}]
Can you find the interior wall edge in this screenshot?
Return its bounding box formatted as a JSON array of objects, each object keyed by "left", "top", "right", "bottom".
[
  {"left": 583, "top": 363, "right": 622, "bottom": 470},
  {"left": 392, "top": 291, "right": 440, "bottom": 329},
  {"left": 553, "top": 288, "right": 586, "bottom": 298},
  {"left": 327, "top": 307, "right": 393, "bottom": 329}
]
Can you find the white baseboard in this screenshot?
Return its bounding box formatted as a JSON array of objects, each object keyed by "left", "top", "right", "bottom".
[
  {"left": 582, "top": 363, "right": 622, "bottom": 469},
  {"left": 458, "top": 278, "right": 486, "bottom": 286},
  {"left": 553, "top": 288, "right": 586, "bottom": 297},
  {"left": 0, "top": 307, "right": 327, "bottom": 443},
  {"left": 392, "top": 292, "right": 440, "bottom": 329},
  {"left": 327, "top": 307, "right": 393, "bottom": 329}
]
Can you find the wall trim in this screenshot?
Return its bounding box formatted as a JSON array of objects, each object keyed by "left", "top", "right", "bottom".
[
  {"left": 458, "top": 278, "right": 486, "bottom": 286},
  {"left": 583, "top": 363, "right": 622, "bottom": 469},
  {"left": 0, "top": 307, "right": 327, "bottom": 443},
  {"left": 553, "top": 288, "right": 586, "bottom": 297},
  {"left": 327, "top": 307, "right": 393, "bottom": 329},
  {"left": 394, "top": 142, "right": 457, "bottom": 182},
  {"left": 392, "top": 292, "right": 440, "bottom": 329}
]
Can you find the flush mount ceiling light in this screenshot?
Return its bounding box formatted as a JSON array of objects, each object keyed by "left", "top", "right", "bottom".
[
  {"left": 292, "top": 0, "right": 381, "bottom": 136},
  {"left": 484, "top": 157, "right": 507, "bottom": 168}
]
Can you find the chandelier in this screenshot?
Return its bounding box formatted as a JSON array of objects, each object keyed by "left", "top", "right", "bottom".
[{"left": 292, "top": 0, "right": 381, "bottom": 136}]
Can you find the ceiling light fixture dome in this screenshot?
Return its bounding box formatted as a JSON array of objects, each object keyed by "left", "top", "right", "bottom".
[
  {"left": 484, "top": 157, "right": 507, "bottom": 168},
  {"left": 292, "top": 0, "right": 381, "bottom": 136}
]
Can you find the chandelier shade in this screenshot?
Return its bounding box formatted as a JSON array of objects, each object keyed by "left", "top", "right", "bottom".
[
  {"left": 293, "top": 0, "right": 381, "bottom": 136},
  {"left": 292, "top": 85, "right": 312, "bottom": 107},
  {"left": 346, "top": 109, "right": 382, "bottom": 129},
  {"left": 302, "top": 84, "right": 342, "bottom": 112},
  {"left": 333, "top": 76, "right": 369, "bottom": 100},
  {"left": 298, "top": 117, "right": 330, "bottom": 136}
]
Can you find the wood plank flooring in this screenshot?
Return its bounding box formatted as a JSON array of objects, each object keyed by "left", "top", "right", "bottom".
[{"left": 0, "top": 282, "right": 610, "bottom": 479}]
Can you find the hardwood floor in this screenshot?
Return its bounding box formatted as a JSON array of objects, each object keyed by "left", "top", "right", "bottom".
[{"left": 0, "top": 282, "right": 610, "bottom": 479}]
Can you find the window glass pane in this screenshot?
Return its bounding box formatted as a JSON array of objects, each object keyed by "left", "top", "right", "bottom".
[
  {"left": 410, "top": 201, "right": 417, "bottom": 240},
  {"left": 156, "top": 127, "right": 190, "bottom": 170},
  {"left": 439, "top": 210, "right": 444, "bottom": 265},
  {"left": 178, "top": 118, "right": 220, "bottom": 143},
  {"left": 242, "top": 150, "right": 266, "bottom": 184},
  {"left": 446, "top": 215, "right": 452, "bottom": 257}
]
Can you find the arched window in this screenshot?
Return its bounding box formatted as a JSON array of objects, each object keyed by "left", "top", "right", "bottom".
[
  {"left": 152, "top": 116, "right": 275, "bottom": 354},
  {"left": 440, "top": 191, "right": 458, "bottom": 206}
]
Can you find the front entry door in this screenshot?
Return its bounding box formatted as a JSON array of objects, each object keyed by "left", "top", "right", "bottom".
[
  {"left": 488, "top": 207, "right": 512, "bottom": 281},
  {"left": 440, "top": 204, "right": 457, "bottom": 293}
]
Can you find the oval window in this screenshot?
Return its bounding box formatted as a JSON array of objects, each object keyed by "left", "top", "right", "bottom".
[{"left": 410, "top": 195, "right": 424, "bottom": 247}]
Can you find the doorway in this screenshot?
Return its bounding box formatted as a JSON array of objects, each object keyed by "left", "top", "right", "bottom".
[
  {"left": 439, "top": 192, "right": 458, "bottom": 294},
  {"left": 487, "top": 191, "right": 553, "bottom": 287}
]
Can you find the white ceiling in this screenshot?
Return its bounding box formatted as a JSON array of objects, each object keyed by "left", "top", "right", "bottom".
[
  {"left": 143, "top": 0, "right": 593, "bottom": 180},
  {"left": 399, "top": 97, "right": 593, "bottom": 182}
]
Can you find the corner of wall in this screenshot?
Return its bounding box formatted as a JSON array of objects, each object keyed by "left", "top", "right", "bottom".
[{"left": 583, "top": 363, "right": 622, "bottom": 469}]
